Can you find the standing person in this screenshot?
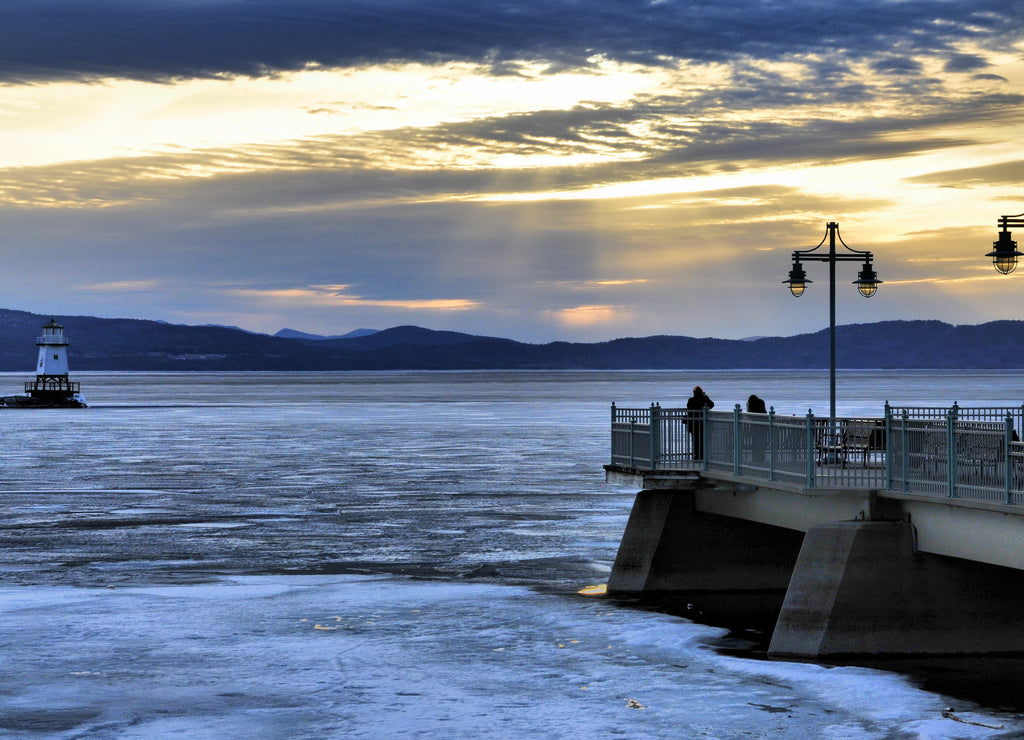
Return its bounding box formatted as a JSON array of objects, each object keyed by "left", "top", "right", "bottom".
[
  {"left": 746, "top": 394, "right": 769, "bottom": 462},
  {"left": 686, "top": 385, "right": 715, "bottom": 460}
]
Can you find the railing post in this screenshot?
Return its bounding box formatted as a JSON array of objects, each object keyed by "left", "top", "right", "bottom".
[
  {"left": 700, "top": 407, "right": 708, "bottom": 470},
  {"left": 733, "top": 404, "right": 742, "bottom": 475},
  {"left": 947, "top": 406, "right": 957, "bottom": 498},
  {"left": 610, "top": 402, "right": 616, "bottom": 465},
  {"left": 768, "top": 406, "right": 776, "bottom": 482},
  {"left": 884, "top": 403, "right": 892, "bottom": 490},
  {"left": 806, "top": 410, "right": 816, "bottom": 488},
  {"left": 628, "top": 420, "right": 636, "bottom": 468},
  {"left": 650, "top": 403, "right": 661, "bottom": 470},
  {"left": 901, "top": 409, "right": 910, "bottom": 492},
  {"left": 1006, "top": 413, "right": 1014, "bottom": 505}
]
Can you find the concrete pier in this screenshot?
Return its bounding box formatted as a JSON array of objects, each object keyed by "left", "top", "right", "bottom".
[
  {"left": 608, "top": 489, "right": 803, "bottom": 593},
  {"left": 607, "top": 476, "right": 1024, "bottom": 657},
  {"left": 770, "top": 520, "right": 1024, "bottom": 656}
]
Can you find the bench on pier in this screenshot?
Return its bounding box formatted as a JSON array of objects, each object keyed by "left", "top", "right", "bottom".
[
  {"left": 914, "top": 421, "right": 1008, "bottom": 484},
  {"left": 815, "top": 419, "right": 881, "bottom": 468}
]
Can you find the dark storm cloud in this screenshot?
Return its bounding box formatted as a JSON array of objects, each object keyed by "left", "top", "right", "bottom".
[
  {"left": 0, "top": 0, "right": 1020, "bottom": 83},
  {"left": 944, "top": 53, "right": 990, "bottom": 73},
  {"left": 869, "top": 55, "right": 924, "bottom": 77}
]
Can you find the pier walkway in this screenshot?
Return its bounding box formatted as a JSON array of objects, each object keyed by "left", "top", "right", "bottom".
[{"left": 605, "top": 402, "right": 1024, "bottom": 657}]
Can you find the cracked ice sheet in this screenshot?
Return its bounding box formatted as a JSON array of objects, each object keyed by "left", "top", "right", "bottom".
[{"left": 0, "top": 575, "right": 1019, "bottom": 739}]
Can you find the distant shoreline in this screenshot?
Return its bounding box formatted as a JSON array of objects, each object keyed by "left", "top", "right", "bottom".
[{"left": 0, "top": 309, "right": 1021, "bottom": 371}]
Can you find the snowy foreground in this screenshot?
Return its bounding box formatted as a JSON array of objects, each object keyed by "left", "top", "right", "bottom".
[{"left": 0, "top": 575, "right": 1019, "bottom": 739}]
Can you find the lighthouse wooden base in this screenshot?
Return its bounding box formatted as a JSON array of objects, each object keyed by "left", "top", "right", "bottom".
[{"left": 3, "top": 391, "right": 86, "bottom": 408}]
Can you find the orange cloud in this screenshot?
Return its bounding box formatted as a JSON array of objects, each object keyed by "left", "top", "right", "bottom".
[
  {"left": 550, "top": 304, "right": 626, "bottom": 326},
  {"left": 230, "top": 285, "right": 479, "bottom": 311}
]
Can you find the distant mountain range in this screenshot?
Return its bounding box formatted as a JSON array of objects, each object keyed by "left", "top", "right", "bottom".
[
  {"left": 273, "top": 328, "right": 378, "bottom": 341},
  {"left": 0, "top": 308, "right": 1022, "bottom": 371}
]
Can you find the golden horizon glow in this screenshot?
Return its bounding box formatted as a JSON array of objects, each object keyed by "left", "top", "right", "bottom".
[
  {"left": 229, "top": 286, "right": 480, "bottom": 311},
  {"left": 550, "top": 305, "right": 629, "bottom": 327},
  {"left": 81, "top": 280, "right": 160, "bottom": 291},
  {"left": 591, "top": 279, "right": 649, "bottom": 287}
]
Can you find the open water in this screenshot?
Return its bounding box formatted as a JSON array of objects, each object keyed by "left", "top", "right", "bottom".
[{"left": 1, "top": 370, "right": 1023, "bottom": 739}]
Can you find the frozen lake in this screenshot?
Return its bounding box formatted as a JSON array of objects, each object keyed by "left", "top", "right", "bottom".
[{"left": 0, "top": 370, "right": 1022, "bottom": 738}]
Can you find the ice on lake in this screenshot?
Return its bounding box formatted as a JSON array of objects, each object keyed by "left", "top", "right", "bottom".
[
  {"left": 2, "top": 575, "right": 1020, "bottom": 739},
  {"left": 2, "top": 371, "right": 1024, "bottom": 738}
]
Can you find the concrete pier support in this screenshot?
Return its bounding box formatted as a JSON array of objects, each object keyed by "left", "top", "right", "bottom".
[
  {"left": 608, "top": 487, "right": 1024, "bottom": 657},
  {"left": 607, "top": 489, "right": 804, "bottom": 594},
  {"left": 770, "top": 520, "right": 1024, "bottom": 657}
]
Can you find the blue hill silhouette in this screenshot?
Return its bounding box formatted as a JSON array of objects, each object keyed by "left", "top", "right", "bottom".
[{"left": 0, "top": 310, "right": 1017, "bottom": 370}]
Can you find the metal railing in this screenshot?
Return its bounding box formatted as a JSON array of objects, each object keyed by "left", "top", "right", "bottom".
[
  {"left": 611, "top": 404, "right": 701, "bottom": 470},
  {"left": 611, "top": 402, "right": 1024, "bottom": 501},
  {"left": 705, "top": 410, "right": 885, "bottom": 489},
  {"left": 610, "top": 403, "right": 658, "bottom": 470},
  {"left": 885, "top": 402, "right": 1024, "bottom": 438},
  {"left": 612, "top": 403, "right": 885, "bottom": 489},
  {"left": 887, "top": 405, "right": 1022, "bottom": 504},
  {"left": 25, "top": 377, "right": 80, "bottom": 393}
]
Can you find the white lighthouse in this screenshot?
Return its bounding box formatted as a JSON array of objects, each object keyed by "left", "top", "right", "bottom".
[
  {"left": 36, "top": 318, "right": 70, "bottom": 378},
  {"left": 7, "top": 318, "right": 86, "bottom": 407}
]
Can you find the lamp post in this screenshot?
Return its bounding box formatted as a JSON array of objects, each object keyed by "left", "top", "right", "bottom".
[
  {"left": 985, "top": 213, "right": 1024, "bottom": 275},
  {"left": 783, "top": 221, "right": 882, "bottom": 430}
]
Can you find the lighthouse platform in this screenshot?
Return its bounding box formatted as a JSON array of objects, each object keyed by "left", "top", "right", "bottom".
[{"left": 3, "top": 382, "right": 86, "bottom": 408}]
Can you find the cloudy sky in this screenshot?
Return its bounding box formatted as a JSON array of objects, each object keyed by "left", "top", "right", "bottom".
[{"left": 1, "top": 0, "right": 1022, "bottom": 342}]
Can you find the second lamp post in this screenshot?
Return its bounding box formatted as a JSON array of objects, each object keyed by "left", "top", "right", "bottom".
[{"left": 783, "top": 221, "right": 882, "bottom": 430}]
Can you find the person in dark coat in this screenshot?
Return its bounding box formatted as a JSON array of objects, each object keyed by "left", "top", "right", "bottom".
[
  {"left": 745, "top": 394, "right": 769, "bottom": 460},
  {"left": 686, "top": 385, "right": 714, "bottom": 460}
]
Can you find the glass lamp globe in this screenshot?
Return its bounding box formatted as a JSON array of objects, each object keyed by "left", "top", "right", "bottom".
[
  {"left": 853, "top": 261, "right": 881, "bottom": 298},
  {"left": 987, "top": 231, "right": 1020, "bottom": 275}
]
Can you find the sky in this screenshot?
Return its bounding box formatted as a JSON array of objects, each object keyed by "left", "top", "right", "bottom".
[{"left": 0, "top": 0, "right": 1023, "bottom": 343}]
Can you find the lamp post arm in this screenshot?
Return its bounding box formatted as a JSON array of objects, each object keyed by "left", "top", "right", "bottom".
[
  {"left": 792, "top": 225, "right": 874, "bottom": 263},
  {"left": 795, "top": 251, "right": 874, "bottom": 263},
  {"left": 998, "top": 214, "right": 1024, "bottom": 231}
]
